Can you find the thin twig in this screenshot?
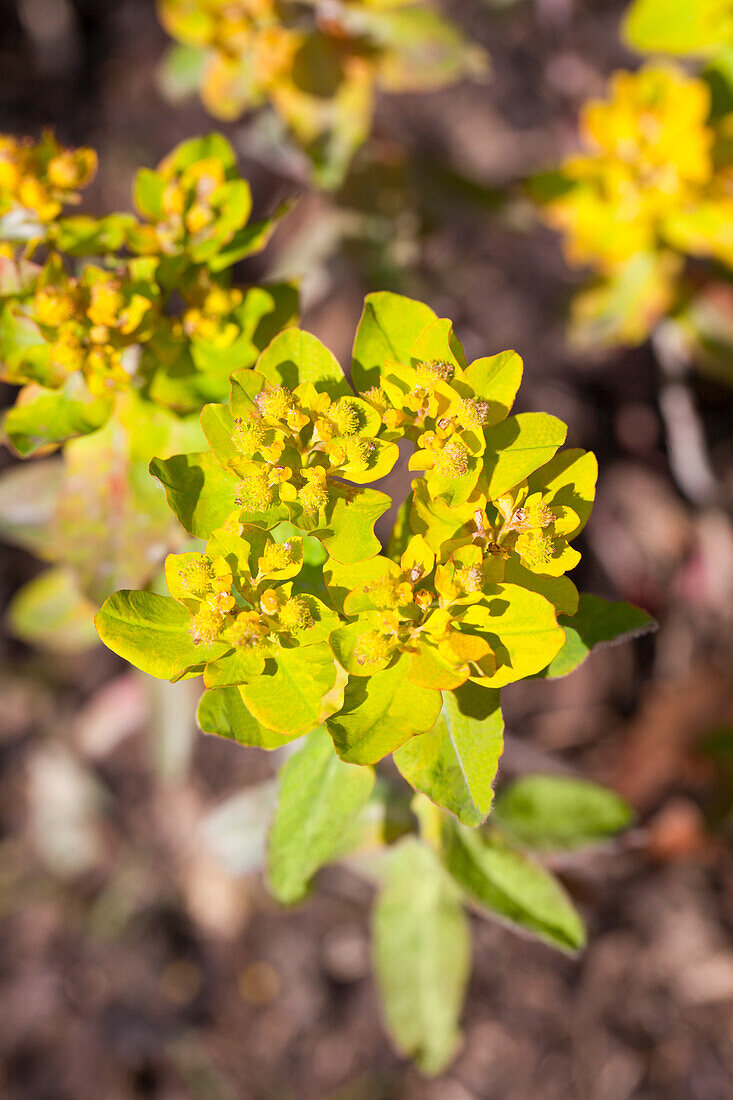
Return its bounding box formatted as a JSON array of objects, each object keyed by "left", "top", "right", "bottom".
[{"left": 652, "top": 322, "right": 719, "bottom": 508}]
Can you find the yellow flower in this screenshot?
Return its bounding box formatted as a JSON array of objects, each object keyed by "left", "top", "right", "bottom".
[{"left": 542, "top": 65, "right": 717, "bottom": 268}]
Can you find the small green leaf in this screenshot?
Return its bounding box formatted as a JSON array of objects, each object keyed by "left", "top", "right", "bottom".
[
  {"left": 351, "top": 291, "right": 438, "bottom": 392},
  {"left": 53, "top": 213, "right": 137, "bottom": 255},
  {"left": 267, "top": 727, "right": 375, "bottom": 904},
  {"left": 95, "top": 590, "right": 227, "bottom": 679},
  {"left": 134, "top": 169, "right": 167, "bottom": 220},
  {"left": 150, "top": 451, "right": 238, "bottom": 538},
  {"left": 157, "top": 42, "right": 208, "bottom": 102},
  {"left": 482, "top": 413, "right": 567, "bottom": 499},
  {"left": 208, "top": 199, "right": 295, "bottom": 272},
  {"left": 160, "top": 133, "right": 237, "bottom": 174},
  {"left": 255, "top": 327, "right": 350, "bottom": 398},
  {"left": 494, "top": 775, "right": 633, "bottom": 850},
  {"left": 327, "top": 655, "right": 442, "bottom": 764},
  {"left": 442, "top": 821, "right": 586, "bottom": 953},
  {"left": 196, "top": 686, "right": 292, "bottom": 749},
  {"left": 373, "top": 838, "right": 470, "bottom": 1076},
  {"left": 394, "top": 685, "right": 503, "bottom": 827},
  {"left": 240, "top": 642, "right": 337, "bottom": 735},
  {"left": 4, "top": 389, "right": 112, "bottom": 456},
  {"left": 7, "top": 567, "right": 98, "bottom": 654},
  {"left": 540, "top": 594, "right": 656, "bottom": 679}
]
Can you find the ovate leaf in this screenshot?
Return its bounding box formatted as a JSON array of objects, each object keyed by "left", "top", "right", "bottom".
[
  {"left": 317, "top": 485, "right": 391, "bottom": 563},
  {"left": 196, "top": 686, "right": 293, "bottom": 749},
  {"left": 494, "top": 775, "right": 633, "bottom": 851},
  {"left": 394, "top": 684, "right": 503, "bottom": 827},
  {"left": 351, "top": 291, "right": 438, "bottom": 391},
  {"left": 95, "top": 590, "right": 227, "bottom": 679},
  {"left": 528, "top": 448, "right": 598, "bottom": 538},
  {"left": 442, "top": 822, "right": 586, "bottom": 953},
  {"left": 460, "top": 350, "right": 523, "bottom": 426},
  {"left": 482, "top": 413, "right": 567, "bottom": 499},
  {"left": 255, "top": 327, "right": 350, "bottom": 398},
  {"left": 150, "top": 451, "right": 238, "bottom": 538},
  {"left": 4, "top": 389, "right": 111, "bottom": 456},
  {"left": 459, "top": 583, "right": 566, "bottom": 688},
  {"left": 267, "top": 727, "right": 375, "bottom": 903},
  {"left": 540, "top": 594, "right": 656, "bottom": 679},
  {"left": 327, "top": 655, "right": 442, "bottom": 764},
  {"left": 240, "top": 642, "right": 337, "bottom": 735},
  {"left": 373, "top": 838, "right": 470, "bottom": 1076}
]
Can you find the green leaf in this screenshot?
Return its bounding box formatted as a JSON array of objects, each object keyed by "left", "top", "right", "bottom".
[
  {"left": 157, "top": 42, "right": 208, "bottom": 103},
  {"left": 202, "top": 648, "right": 266, "bottom": 687},
  {"left": 95, "top": 590, "right": 228, "bottom": 679},
  {"left": 149, "top": 451, "right": 238, "bottom": 538},
  {"left": 267, "top": 727, "right": 375, "bottom": 904},
  {"left": 4, "top": 389, "right": 111, "bottom": 456},
  {"left": 540, "top": 594, "right": 656, "bottom": 679},
  {"left": 351, "top": 291, "right": 438, "bottom": 392},
  {"left": 317, "top": 485, "right": 391, "bottom": 564},
  {"left": 196, "top": 686, "right": 293, "bottom": 749},
  {"left": 482, "top": 413, "right": 567, "bottom": 500},
  {"left": 7, "top": 567, "right": 98, "bottom": 654},
  {"left": 240, "top": 642, "right": 337, "bottom": 736},
  {"left": 53, "top": 213, "right": 137, "bottom": 255},
  {"left": 208, "top": 199, "right": 294, "bottom": 273},
  {"left": 494, "top": 775, "right": 633, "bottom": 851},
  {"left": 373, "top": 838, "right": 470, "bottom": 1076},
  {"left": 134, "top": 168, "right": 166, "bottom": 220},
  {"left": 160, "top": 133, "right": 237, "bottom": 175},
  {"left": 254, "top": 327, "right": 350, "bottom": 398},
  {"left": 442, "top": 822, "right": 586, "bottom": 954},
  {"left": 623, "top": 0, "right": 733, "bottom": 56},
  {"left": 394, "top": 683, "right": 503, "bottom": 826},
  {"left": 327, "top": 655, "right": 442, "bottom": 764}
]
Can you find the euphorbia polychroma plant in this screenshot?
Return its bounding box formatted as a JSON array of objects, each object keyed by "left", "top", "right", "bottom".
[{"left": 96, "top": 291, "right": 653, "bottom": 1072}]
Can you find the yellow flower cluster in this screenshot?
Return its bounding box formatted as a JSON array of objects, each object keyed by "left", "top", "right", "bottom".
[
  {"left": 230, "top": 379, "right": 396, "bottom": 519},
  {"left": 171, "top": 536, "right": 315, "bottom": 651},
  {"left": 542, "top": 64, "right": 733, "bottom": 269},
  {"left": 32, "top": 265, "right": 156, "bottom": 395},
  {"left": 0, "top": 132, "right": 96, "bottom": 223}
]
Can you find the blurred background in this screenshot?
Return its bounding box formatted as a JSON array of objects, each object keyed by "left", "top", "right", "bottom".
[{"left": 0, "top": 0, "right": 732, "bottom": 1097}]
